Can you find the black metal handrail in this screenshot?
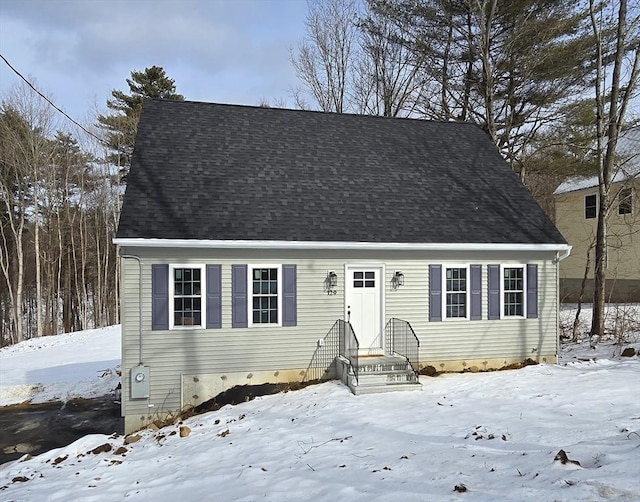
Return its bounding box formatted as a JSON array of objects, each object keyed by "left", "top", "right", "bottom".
[
  {"left": 338, "top": 319, "right": 359, "bottom": 385},
  {"left": 385, "top": 318, "right": 420, "bottom": 377}
]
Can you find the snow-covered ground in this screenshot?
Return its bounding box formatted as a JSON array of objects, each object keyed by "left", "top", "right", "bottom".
[
  {"left": 0, "top": 325, "right": 121, "bottom": 406},
  {"left": 1, "top": 309, "right": 639, "bottom": 501}
]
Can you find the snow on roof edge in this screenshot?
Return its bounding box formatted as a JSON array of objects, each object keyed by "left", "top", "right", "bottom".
[{"left": 554, "top": 127, "right": 640, "bottom": 195}]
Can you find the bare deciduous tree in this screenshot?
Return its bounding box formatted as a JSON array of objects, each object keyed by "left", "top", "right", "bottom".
[
  {"left": 589, "top": 0, "right": 640, "bottom": 337},
  {"left": 291, "top": 0, "right": 361, "bottom": 112},
  {"left": 0, "top": 82, "right": 121, "bottom": 345},
  {"left": 0, "top": 83, "right": 56, "bottom": 343},
  {"left": 354, "top": 4, "right": 429, "bottom": 116}
]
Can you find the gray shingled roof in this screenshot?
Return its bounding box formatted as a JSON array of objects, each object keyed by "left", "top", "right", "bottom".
[{"left": 116, "top": 99, "right": 565, "bottom": 245}]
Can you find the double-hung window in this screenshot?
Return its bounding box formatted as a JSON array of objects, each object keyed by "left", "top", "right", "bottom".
[
  {"left": 430, "top": 264, "right": 481, "bottom": 322},
  {"left": 503, "top": 266, "right": 525, "bottom": 317},
  {"left": 618, "top": 187, "right": 633, "bottom": 215},
  {"left": 170, "top": 265, "right": 205, "bottom": 328},
  {"left": 249, "top": 265, "right": 281, "bottom": 326},
  {"left": 585, "top": 194, "right": 597, "bottom": 219},
  {"left": 445, "top": 266, "right": 468, "bottom": 319}
]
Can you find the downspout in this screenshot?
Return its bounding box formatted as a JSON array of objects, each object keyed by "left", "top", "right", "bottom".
[
  {"left": 556, "top": 247, "right": 572, "bottom": 263},
  {"left": 554, "top": 247, "right": 572, "bottom": 361},
  {"left": 120, "top": 254, "right": 143, "bottom": 365}
]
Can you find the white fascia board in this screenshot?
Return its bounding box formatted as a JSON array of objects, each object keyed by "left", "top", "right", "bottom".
[{"left": 113, "top": 238, "right": 571, "bottom": 253}]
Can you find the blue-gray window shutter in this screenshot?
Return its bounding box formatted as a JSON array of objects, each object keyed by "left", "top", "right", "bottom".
[
  {"left": 526, "top": 264, "right": 538, "bottom": 319},
  {"left": 429, "top": 265, "right": 442, "bottom": 321},
  {"left": 488, "top": 264, "right": 500, "bottom": 320},
  {"left": 232, "top": 265, "right": 248, "bottom": 328},
  {"left": 470, "top": 264, "right": 482, "bottom": 320},
  {"left": 152, "top": 264, "right": 169, "bottom": 330},
  {"left": 282, "top": 264, "right": 297, "bottom": 327},
  {"left": 206, "top": 265, "right": 222, "bottom": 329}
]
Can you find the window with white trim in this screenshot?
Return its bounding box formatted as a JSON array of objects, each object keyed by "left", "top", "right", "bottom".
[
  {"left": 585, "top": 194, "right": 597, "bottom": 219},
  {"left": 445, "top": 266, "right": 468, "bottom": 318},
  {"left": 170, "top": 265, "right": 205, "bottom": 328},
  {"left": 618, "top": 187, "right": 633, "bottom": 215},
  {"left": 503, "top": 266, "right": 525, "bottom": 317},
  {"left": 249, "top": 265, "right": 282, "bottom": 325}
]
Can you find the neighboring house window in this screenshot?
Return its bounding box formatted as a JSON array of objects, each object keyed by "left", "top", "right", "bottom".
[
  {"left": 171, "top": 265, "right": 205, "bottom": 327},
  {"left": 445, "top": 267, "right": 468, "bottom": 319},
  {"left": 618, "top": 187, "right": 633, "bottom": 215},
  {"left": 503, "top": 266, "right": 525, "bottom": 317},
  {"left": 585, "top": 194, "right": 597, "bottom": 219},
  {"left": 249, "top": 265, "right": 281, "bottom": 326}
]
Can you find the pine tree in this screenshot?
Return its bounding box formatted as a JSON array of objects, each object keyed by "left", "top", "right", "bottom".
[{"left": 97, "top": 66, "right": 184, "bottom": 181}]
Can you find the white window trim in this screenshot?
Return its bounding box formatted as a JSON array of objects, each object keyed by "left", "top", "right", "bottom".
[
  {"left": 618, "top": 187, "right": 633, "bottom": 215},
  {"left": 442, "top": 264, "right": 470, "bottom": 321},
  {"left": 169, "top": 264, "right": 206, "bottom": 330},
  {"left": 500, "top": 264, "right": 527, "bottom": 319},
  {"left": 585, "top": 193, "right": 597, "bottom": 219},
  {"left": 247, "top": 264, "right": 283, "bottom": 328}
]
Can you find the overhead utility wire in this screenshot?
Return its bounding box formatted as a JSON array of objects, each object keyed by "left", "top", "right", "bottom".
[{"left": 0, "top": 53, "right": 107, "bottom": 145}]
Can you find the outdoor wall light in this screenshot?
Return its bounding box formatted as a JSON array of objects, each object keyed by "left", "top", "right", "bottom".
[
  {"left": 392, "top": 271, "right": 405, "bottom": 289},
  {"left": 325, "top": 271, "right": 338, "bottom": 295}
]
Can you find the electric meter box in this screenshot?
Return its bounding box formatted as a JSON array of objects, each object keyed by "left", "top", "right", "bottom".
[{"left": 130, "top": 365, "right": 150, "bottom": 399}]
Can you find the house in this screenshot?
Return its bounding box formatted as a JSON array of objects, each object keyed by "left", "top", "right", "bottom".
[
  {"left": 114, "top": 99, "right": 570, "bottom": 433},
  {"left": 554, "top": 127, "right": 640, "bottom": 302}
]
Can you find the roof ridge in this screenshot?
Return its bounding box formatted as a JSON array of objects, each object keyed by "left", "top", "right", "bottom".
[{"left": 143, "top": 97, "right": 482, "bottom": 128}]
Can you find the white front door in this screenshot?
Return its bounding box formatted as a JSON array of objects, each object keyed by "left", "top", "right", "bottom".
[{"left": 345, "top": 265, "right": 384, "bottom": 354}]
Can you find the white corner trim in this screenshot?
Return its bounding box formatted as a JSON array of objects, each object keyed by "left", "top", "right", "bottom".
[{"left": 113, "top": 238, "right": 572, "bottom": 253}]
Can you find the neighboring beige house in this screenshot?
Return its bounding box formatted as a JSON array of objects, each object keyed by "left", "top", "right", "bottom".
[
  {"left": 554, "top": 127, "right": 640, "bottom": 302},
  {"left": 115, "top": 100, "right": 569, "bottom": 433}
]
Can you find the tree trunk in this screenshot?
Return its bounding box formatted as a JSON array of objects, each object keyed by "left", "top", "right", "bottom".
[
  {"left": 589, "top": 0, "right": 638, "bottom": 336},
  {"left": 572, "top": 242, "right": 594, "bottom": 342},
  {"left": 478, "top": 0, "right": 498, "bottom": 143}
]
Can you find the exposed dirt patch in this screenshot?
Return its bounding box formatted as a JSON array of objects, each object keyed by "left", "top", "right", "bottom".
[
  {"left": 497, "top": 358, "right": 539, "bottom": 371},
  {"left": 420, "top": 358, "right": 539, "bottom": 377},
  {"left": 181, "top": 381, "right": 321, "bottom": 420},
  {"left": 142, "top": 380, "right": 322, "bottom": 431},
  {"left": 419, "top": 366, "right": 439, "bottom": 377}
]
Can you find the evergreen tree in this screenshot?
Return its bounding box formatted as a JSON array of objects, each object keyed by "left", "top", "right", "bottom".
[
  {"left": 97, "top": 66, "right": 184, "bottom": 181},
  {"left": 365, "top": 0, "right": 594, "bottom": 179}
]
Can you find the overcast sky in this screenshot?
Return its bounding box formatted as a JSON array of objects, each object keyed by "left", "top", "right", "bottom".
[{"left": 0, "top": 0, "right": 309, "bottom": 127}]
